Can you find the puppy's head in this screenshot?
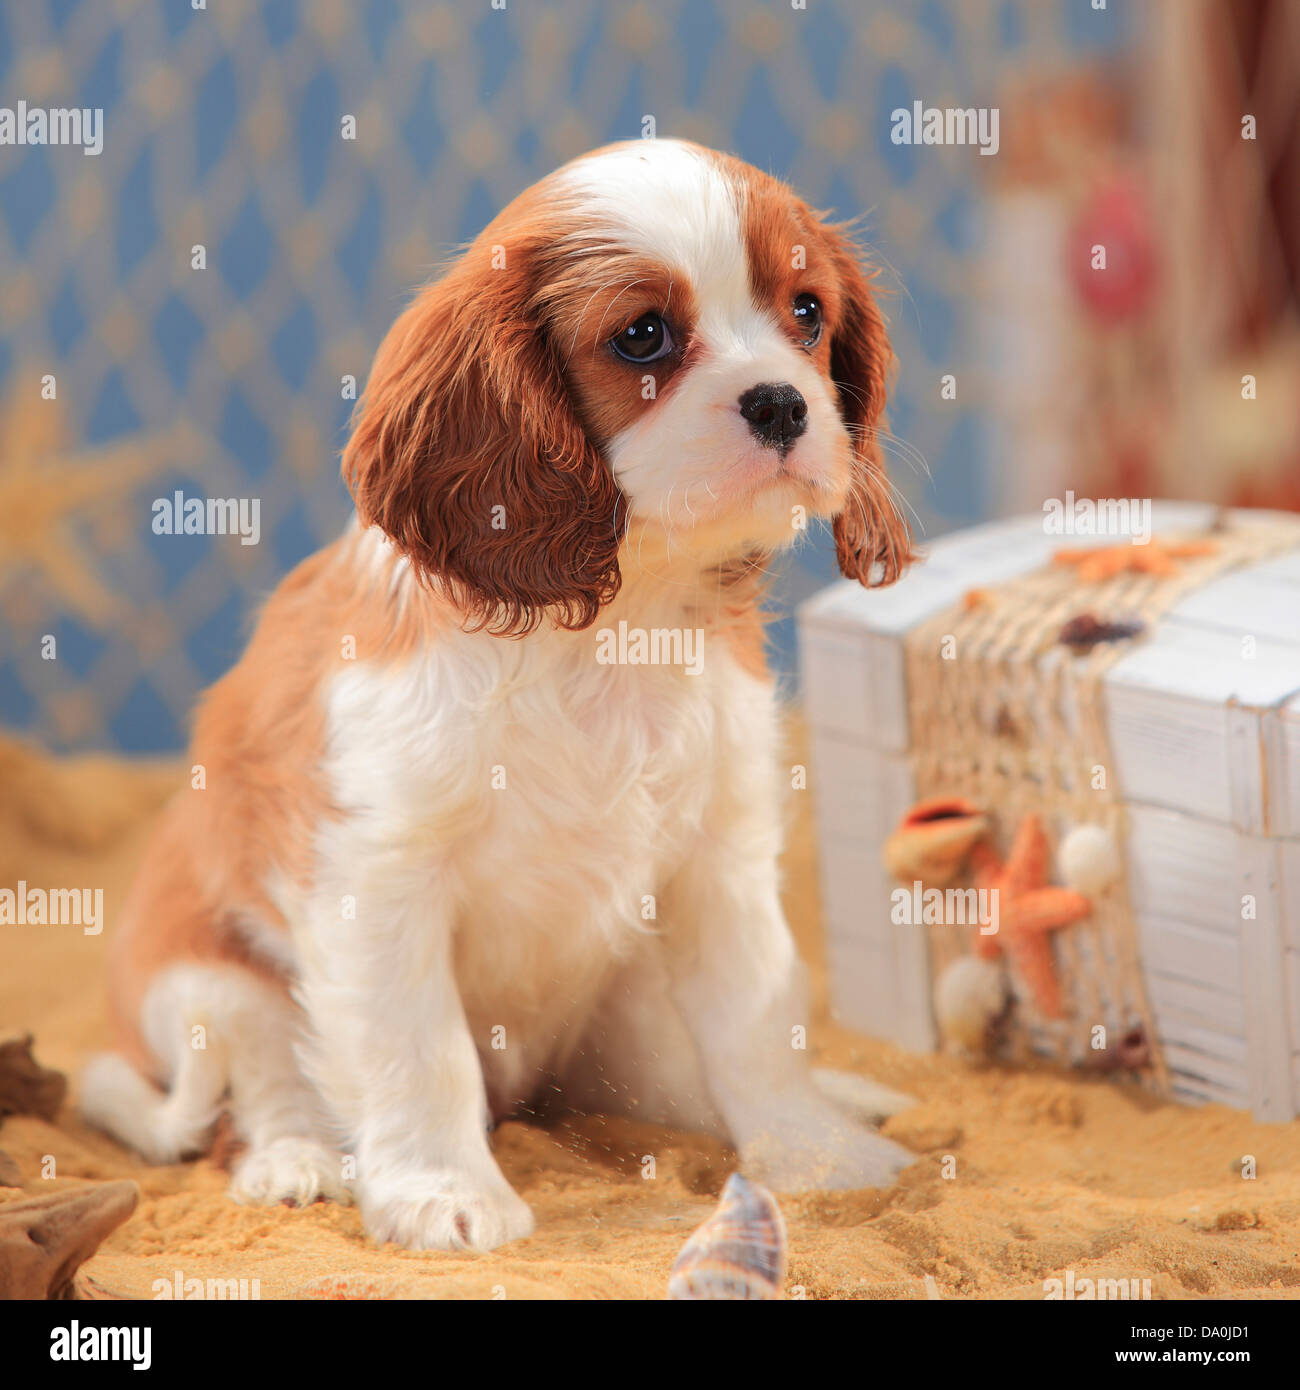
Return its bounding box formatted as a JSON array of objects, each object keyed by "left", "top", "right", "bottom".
[{"left": 344, "top": 139, "right": 914, "bottom": 634}]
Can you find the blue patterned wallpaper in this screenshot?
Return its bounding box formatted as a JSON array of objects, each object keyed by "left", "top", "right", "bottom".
[{"left": 0, "top": 0, "right": 1132, "bottom": 752}]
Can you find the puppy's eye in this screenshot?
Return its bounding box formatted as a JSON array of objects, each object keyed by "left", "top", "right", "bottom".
[
  {"left": 610, "top": 312, "right": 674, "bottom": 363},
  {"left": 793, "top": 292, "right": 823, "bottom": 347}
]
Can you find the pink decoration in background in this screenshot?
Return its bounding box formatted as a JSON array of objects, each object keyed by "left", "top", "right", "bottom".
[{"left": 1067, "top": 177, "right": 1157, "bottom": 323}]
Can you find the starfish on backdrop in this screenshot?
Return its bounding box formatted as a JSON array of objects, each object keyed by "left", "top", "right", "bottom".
[{"left": 0, "top": 374, "right": 179, "bottom": 627}]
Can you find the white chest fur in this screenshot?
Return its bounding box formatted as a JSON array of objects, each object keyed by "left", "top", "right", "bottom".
[{"left": 314, "top": 603, "right": 754, "bottom": 1099}]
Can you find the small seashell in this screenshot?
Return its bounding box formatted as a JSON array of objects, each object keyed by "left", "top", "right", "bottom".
[
  {"left": 1057, "top": 612, "right": 1145, "bottom": 651},
  {"left": 1085, "top": 1025, "right": 1151, "bottom": 1072},
  {"left": 667, "top": 1173, "right": 787, "bottom": 1300},
  {"left": 934, "top": 955, "right": 1010, "bottom": 1053},
  {"left": 1116, "top": 1026, "right": 1151, "bottom": 1068},
  {"left": 1059, "top": 823, "right": 1121, "bottom": 896},
  {"left": 883, "top": 798, "right": 989, "bottom": 888}
]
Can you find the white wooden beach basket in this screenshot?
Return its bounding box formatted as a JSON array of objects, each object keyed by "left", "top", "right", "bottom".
[{"left": 799, "top": 502, "right": 1300, "bottom": 1121}]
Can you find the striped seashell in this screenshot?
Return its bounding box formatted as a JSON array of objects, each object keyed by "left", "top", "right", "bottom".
[{"left": 667, "top": 1173, "right": 787, "bottom": 1300}]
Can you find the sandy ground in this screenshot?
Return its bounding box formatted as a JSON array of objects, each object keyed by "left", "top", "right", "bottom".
[{"left": 2, "top": 729, "right": 1299, "bottom": 1300}]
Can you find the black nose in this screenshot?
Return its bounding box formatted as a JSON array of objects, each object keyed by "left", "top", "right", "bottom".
[{"left": 738, "top": 382, "right": 808, "bottom": 450}]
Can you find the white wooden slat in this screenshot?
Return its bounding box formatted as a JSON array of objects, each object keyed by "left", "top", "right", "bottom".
[
  {"left": 864, "top": 631, "right": 910, "bottom": 754},
  {"left": 1168, "top": 569, "right": 1300, "bottom": 646},
  {"left": 1227, "top": 706, "right": 1268, "bottom": 836},
  {"left": 1107, "top": 621, "right": 1300, "bottom": 706},
  {"left": 1104, "top": 685, "right": 1233, "bottom": 824},
  {"left": 1125, "top": 805, "right": 1250, "bottom": 935},
  {"left": 1277, "top": 694, "right": 1300, "bottom": 838},
  {"left": 1252, "top": 548, "right": 1300, "bottom": 586},
  {"left": 1106, "top": 625, "right": 1300, "bottom": 830},
  {"left": 1146, "top": 972, "right": 1247, "bottom": 1035},
  {"left": 817, "top": 830, "right": 938, "bottom": 1055},
  {"left": 1162, "top": 1042, "right": 1250, "bottom": 1094},
  {"left": 823, "top": 931, "right": 897, "bottom": 1040},
  {"left": 892, "top": 915, "right": 938, "bottom": 1054},
  {"left": 1137, "top": 912, "right": 1242, "bottom": 991},
  {"left": 818, "top": 833, "right": 900, "bottom": 959},
  {"left": 807, "top": 730, "right": 876, "bottom": 845},
  {"left": 1281, "top": 842, "right": 1300, "bottom": 951},
  {"left": 1285, "top": 952, "right": 1300, "bottom": 1055},
  {"left": 1171, "top": 1076, "right": 1251, "bottom": 1108},
  {"left": 798, "top": 623, "right": 874, "bottom": 742},
  {"left": 797, "top": 565, "right": 971, "bottom": 639},
  {"left": 1149, "top": 1017, "right": 1249, "bottom": 1065},
  {"left": 1238, "top": 843, "right": 1296, "bottom": 1120},
  {"left": 806, "top": 737, "right": 913, "bottom": 931}
]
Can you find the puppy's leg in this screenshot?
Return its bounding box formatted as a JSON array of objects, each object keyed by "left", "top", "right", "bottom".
[
  {"left": 80, "top": 1042, "right": 227, "bottom": 1165},
  {"left": 662, "top": 849, "right": 913, "bottom": 1190},
  {"left": 222, "top": 981, "right": 349, "bottom": 1208},
  {"left": 561, "top": 943, "right": 728, "bottom": 1139},
  {"left": 655, "top": 661, "right": 914, "bottom": 1191},
  {"left": 296, "top": 872, "right": 533, "bottom": 1252},
  {"left": 83, "top": 962, "right": 346, "bottom": 1205}
]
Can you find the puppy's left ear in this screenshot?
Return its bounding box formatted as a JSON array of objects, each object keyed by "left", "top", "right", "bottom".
[{"left": 825, "top": 233, "right": 915, "bottom": 587}]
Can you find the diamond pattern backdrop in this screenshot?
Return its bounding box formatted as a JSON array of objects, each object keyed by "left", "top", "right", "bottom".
[{"left": 0, "top": 0, "right": 1132, "bottom": 752}]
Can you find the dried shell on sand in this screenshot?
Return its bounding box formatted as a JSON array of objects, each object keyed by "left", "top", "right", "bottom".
[
  {"left": 667, "top": 1173, "right": 787, "bottom": 1300},
  {"left": 883, "top": 798, "right": 989, "bottom": 887}
]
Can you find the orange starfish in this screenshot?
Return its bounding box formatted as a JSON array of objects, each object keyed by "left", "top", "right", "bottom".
[
  {"left": 968, "top": 816, "right": 1091, "bottom": 1018},
  {"left": 1052, "top": 538, "right": 1217, "bottom": 583}
]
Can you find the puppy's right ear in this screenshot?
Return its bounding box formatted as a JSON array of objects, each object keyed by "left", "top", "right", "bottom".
[{"left": 342, "top": 244, "right": 624, "bottom": 636}]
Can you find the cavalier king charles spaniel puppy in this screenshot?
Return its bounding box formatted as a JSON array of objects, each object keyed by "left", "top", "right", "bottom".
[{"left": 81, "top": 139, "right": 916, "bottom": 1251}]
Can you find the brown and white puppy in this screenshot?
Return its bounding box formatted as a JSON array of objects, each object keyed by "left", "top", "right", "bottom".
[{"left": 81, "top": 139, "right": 916, "bottom": 1251}]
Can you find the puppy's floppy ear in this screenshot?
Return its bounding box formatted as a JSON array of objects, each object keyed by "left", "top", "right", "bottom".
[
  {"left": 824, "top": 231, "right": 915, "bottom": 587},
  {"left": 342, "top": 242, "right": 623, "bottom": 635}
]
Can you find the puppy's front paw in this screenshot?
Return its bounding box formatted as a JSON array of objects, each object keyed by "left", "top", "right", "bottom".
[
  {"left": 230, "top": 1137, "right": 351, "bottom": 1208},
  {"left": 741, "top": 1098, "right": 914, "bottom": 1193},
  {"left": 361, "top": 1172, "right": 535, "bottom": 1252}
]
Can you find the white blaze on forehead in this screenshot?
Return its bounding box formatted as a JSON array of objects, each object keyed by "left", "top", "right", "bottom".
[{"left": 557, "top": 140, "right": 769, "bottom": 349}]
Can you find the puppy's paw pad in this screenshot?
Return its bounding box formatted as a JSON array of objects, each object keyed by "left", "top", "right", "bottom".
[
  {"left": 230, "top": 1137, "right": 350, "bottom": 1207},
  {"left": 362, "top": 1175, "right": 534, "bottom": 1252}
]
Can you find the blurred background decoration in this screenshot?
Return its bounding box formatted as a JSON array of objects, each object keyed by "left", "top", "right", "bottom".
[
  {"left": 986, "top": 0, "right": 1300, "bottom": 517},
  {"left": 1, "top": 0, "right": 1294, "bottom": 755}
]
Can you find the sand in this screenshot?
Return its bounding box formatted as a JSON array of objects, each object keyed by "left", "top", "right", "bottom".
[{"left": 2, "top": 730, "right": 1299, "bottom": 1300}]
